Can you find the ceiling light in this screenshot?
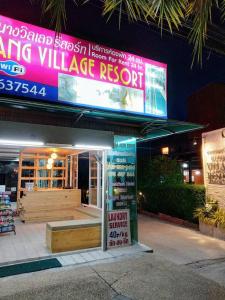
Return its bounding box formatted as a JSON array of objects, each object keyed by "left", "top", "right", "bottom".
[
  {"left": 0, "top": 139, "right": 44, "bottom": 147},
  {"left": 51, "top": 153, "right": 58, "bottom": 159},
  {"left": 74, "top": 144, "right": 112, "bottom": 150}
]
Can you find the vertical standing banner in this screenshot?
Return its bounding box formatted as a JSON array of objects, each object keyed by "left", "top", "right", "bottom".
[{"left": 107, "top": 136, "right": 137, "bottom": 248}]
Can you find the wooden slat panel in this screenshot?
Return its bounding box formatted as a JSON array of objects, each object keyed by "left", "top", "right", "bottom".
[
  {"left": 46, "top": 223, "right": 101, "bottom": 252},
  {"left": 19, "top": 189, "right": 81, "bottom": 222}
]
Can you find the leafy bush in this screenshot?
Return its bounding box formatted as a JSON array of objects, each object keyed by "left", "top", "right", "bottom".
[
  {"left": 139, "top": 156, "right": 183, "bottom": 190},
  {"left": 141, "top": 184, "right": 205, "bottom": 223}
]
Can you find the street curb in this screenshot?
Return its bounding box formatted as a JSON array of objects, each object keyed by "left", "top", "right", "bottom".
[{"left": 140, "top": 211, "right": 199, "bottom": 230}]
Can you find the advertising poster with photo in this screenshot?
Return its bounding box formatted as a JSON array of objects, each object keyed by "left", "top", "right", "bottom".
[{"left": 0, "top": 15, "right": 167, "bottom": 117}]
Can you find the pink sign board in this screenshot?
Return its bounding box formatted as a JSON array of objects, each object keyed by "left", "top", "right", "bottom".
[{"left": 0, "top": 15, "right": 167, "bottom": 117}]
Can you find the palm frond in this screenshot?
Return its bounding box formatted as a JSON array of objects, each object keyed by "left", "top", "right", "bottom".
[
  {"left": 145, "top": 0, "right": 187, "bottom": 33},
  {"left": 187, "top": 0, "right": 215, "bottom": 66},
  {"left": 38, "top": 0, "right": 224, "bottom": 66},
  {"left": 102, "top": 0, "right": 187, "bottom": 32},
  {"left": 221, "top": 0, "right": 225, "bottom": 21},
  {"left": 102, "top": 0, "right": 154, "bottom": 24},
  {"left": 41, "top": 0, "right": 67, "bottom": 33}
]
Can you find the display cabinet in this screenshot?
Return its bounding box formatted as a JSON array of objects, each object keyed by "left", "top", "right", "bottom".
[{"left": 0, "top": 192, "right": 16, "bottom": 235}]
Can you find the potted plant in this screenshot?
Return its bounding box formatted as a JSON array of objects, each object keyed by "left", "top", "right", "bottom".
[
  {"left": 194, "top": 200, "right": 218, "bottom": 237},
  {"left": 213, "top": 209, "right": 225, "bottom": 240}
]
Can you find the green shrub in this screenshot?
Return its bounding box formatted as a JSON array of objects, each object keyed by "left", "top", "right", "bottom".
[
  {"left": 141, "top": 184, "right": 206, "bottom": 223},
  {"left": 139, "top": 156, "right": 183, "bottom": 190}
]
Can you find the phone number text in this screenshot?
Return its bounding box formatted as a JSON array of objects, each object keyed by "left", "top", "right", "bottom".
[{"left": 0, "top": 79, "right": 46, "bottom": 97}]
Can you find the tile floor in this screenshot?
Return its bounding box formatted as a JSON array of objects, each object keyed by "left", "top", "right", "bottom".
[
  {"left": 0, "top": 207, "right": 150, "bottom": 267},
  {"left": 0, "top": 216, "right": 150, "bottom": 267},
  {"left": 0, "top": 205, "right": 102, "bottom": 265},
  {"left": 0, "top": 219, "right": 50, "bottom": 264}
]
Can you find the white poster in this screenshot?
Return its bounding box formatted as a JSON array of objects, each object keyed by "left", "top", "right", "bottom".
[
  {"left": 25, "top": 182, "right": 34, "bottom": 192},
  {"left": 0, "top": 185, "right": 6, "bottom": 193},
  {"left": 107, "top": 209, "right": 131, "bottom": 248}
]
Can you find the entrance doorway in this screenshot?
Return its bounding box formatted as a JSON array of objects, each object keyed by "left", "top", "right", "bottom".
[
  {"left": 77, "top": 151, "right": 103, "bottom": 209},
  {"left": 0, "top": 144, "right": 105, "bottom": 264}
]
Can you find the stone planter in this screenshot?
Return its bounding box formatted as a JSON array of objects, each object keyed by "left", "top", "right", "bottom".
[
  {"left": 213, "top": 226, "right": 225, "bottom": 241},
  {"left": 199, "top": 221, "right": 214, "bottom": 237},
  {"left": 199, "top": 221, "right": 225, "bottom": 241}
]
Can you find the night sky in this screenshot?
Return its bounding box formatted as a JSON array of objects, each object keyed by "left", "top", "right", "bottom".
[{"left": 1, "top": 0, "right": 225, "bottom": 120}]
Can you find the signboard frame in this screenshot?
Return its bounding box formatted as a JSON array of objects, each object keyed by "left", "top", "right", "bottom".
[{"left": 0, "top": 14, "right": 167, "bottom": 118}]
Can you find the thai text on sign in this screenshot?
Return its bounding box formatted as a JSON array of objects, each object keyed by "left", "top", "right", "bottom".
[{"left": 0, "top": 15, "right": 167, "bottom": 117}]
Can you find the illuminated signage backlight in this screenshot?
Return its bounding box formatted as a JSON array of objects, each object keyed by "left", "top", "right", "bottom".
[{"left": 0, "top": 15, "right": 167, "bottom": 118}]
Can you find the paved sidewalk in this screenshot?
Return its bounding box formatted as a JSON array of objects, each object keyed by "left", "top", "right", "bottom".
[
  {"left": 57, "top": 243, "right": 151, "bottom": 267},
  {"left": 0, "top": 243, "right": 151, "bottom": 268},
  {"left": 1, "top": 253, "right": 225, "bottom": 299},
  {"left": 138, "top": 214, "right": 225, "bottom": 288},
  {"left": 138, "top": 214, "right": 225, "bottom": 265}
]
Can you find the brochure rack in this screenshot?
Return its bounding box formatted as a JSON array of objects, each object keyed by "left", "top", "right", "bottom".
[{"left": 0, "top": 193, "right": 16, "bottom": 235}]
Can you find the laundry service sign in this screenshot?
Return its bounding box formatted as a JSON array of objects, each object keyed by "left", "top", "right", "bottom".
[
  {"left": 0, "top": 15, "right": 167, "bottom": 117},
  {"left": 107, "top": 210, "right": 131, "bottom": 248}
]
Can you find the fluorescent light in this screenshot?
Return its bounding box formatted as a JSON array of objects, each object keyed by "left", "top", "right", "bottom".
[
  {"left": 118, "top": 138, "right": 136, "bottom": 145},
  {"left": 46, "top": 143, "right": 72, "bottom": 148},
  {"left": 74, "top": 144, "right": 112, "bottom": 150},
  {"left": 0, "top": 139, "right": 44, "bottom": 147}
]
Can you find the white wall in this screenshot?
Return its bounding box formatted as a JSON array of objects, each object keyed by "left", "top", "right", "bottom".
[{"left": 202, "top": 128, "right": 225, "bottom": 208}]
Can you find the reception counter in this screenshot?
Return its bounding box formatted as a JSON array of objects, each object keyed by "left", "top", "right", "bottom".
[{"left": 19, "top": 189, "right": 81, "bottom": 223}]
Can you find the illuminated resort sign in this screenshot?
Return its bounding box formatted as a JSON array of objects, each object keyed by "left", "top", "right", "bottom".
[{"left": 0, "top": 15, "right": 167, "bottom": 117}]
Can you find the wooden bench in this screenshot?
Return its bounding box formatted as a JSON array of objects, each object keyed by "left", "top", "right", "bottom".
[{"left": 46, "top": 219, "right": 102, "bottom": 253}]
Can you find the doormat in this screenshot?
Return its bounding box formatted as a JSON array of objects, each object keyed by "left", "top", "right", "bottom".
[{"left": 0, "top": 258, "right": 62, "bottom": 278}]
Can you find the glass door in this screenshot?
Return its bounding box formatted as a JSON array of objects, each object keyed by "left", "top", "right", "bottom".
[{"left": 89, "top": 151, "right": 102, "bottom": 208}]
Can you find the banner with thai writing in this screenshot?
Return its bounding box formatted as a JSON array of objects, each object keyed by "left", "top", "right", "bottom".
[
  {"left": 107, "top": 136, "right": 137, "bottom": 243},
  {"left": 0, "top": 15, "right": 167, "bottom": 117}
]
